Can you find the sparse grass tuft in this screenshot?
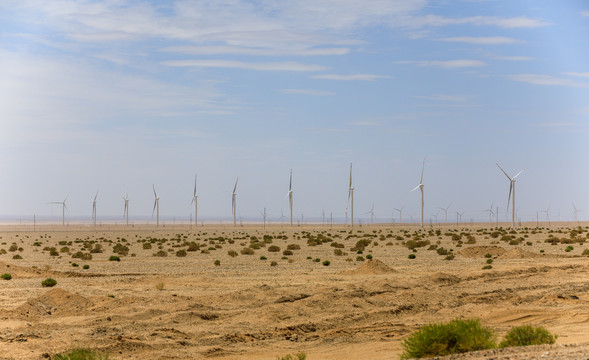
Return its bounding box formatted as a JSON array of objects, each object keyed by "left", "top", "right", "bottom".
[
  {"left": 499, "top": 325, "right": 556, "bottom": 348},
  {"left": 400, "top": 318, "right": 496, "bottom": 359},
  {"left": 1, "top": 273, "right": 12, "bottom": 280},
  {"left": 276, "top": 353, "right": 306, "bottom": 360},
  {"left": 52, "top": 347, "right": 110, "bottom": 360}
]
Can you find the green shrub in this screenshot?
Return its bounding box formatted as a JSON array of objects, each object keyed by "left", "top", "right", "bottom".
[
  {"left": 214, "top": 259, "right": 221, "bottom": 266},
  {"left": 260, "top": 256, "right": 267, "bottom": 260},
  {"left": 240, "top": 247, "right": 255, "bottom": 255},
  {"left": 227, "top": 250, "right": 238, "bottom": 257},
  {"left": 499, "top": 325, "right": 556, "bottom": 347},
  {"left": 72, "top": 263, "right": 79, "bottom": 267},
  {"left": 277, "top": 353, "right": 306, "bottom": 360},
  {"left": 268, "top": 245, "right": 281, "bottom": 252},
  {"left": 270, "top": 261, "right": 278, "bottom": 267},
  {"left": 565, "top": 245, "right": 574, "bottom": 252},
  {"left": 175, "top": 249, "right": 187, "bottom": 257},
  {"left": 108, "top": 256, "right": 120, "bottom": 262},
  {"left": 1, "top": 273, "right": 11, "bottom": 280},
  {"left": 366, "top": 254, "right": 373, "bottom": 260},
  {"left": 322, "top": 260, "right": 330, "bottom": 266},
  {"left": 42, "top": 278, "right": 57, "bottom": 287},
  {"left": 53, "top": 347, "right": 110, "bottom": 360},
  {"left": 482, "top": 265, "right": 493, "bottom": 270},
  {"left": 400, "top": 319, "right": 496, "bottom": 359},
  {"left": 12, "top": 254, "right": 23, "bottom": 259},
  {"left": 408, "top": 254, "right": 416, "bottom": 259},
  {"left": 83, "top": 265, "right": 90, "bottom": 270}
]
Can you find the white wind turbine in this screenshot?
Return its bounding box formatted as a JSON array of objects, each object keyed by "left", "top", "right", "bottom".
[
  {"left": 438, "top": 203, "right": 451, "bottom": 223},
  {"left": 286, "top": 169, "right": 293, "bottom": 226},
  {"left": 48, "top": 194, "right": 68, "bottom": 226},
  {"left": 394, "top": 206, "right": 404, "bottom": 224},
  {"left": 191, "top": 175, "right": 198, "bottom": 227},
  {"left": 232, "top": 178, "right": 238, "bottom": 227},
  {"left": 152, "top": 185, "right": 160, "bottom": 227},
  {"left": 542, "top": 206, "right": 551, "bottom": 226},
  {"left": 482, "top": 201, "right": 494, "bottom": 224},
  {"left": 92, "top": 191, "right": 98, "bottom": 226},
  {"left": 366, "top": 204, "right": 375, "bottom": 224},
  {"left": 572, "top": 203, "right": 582, "bottom": 225},
  {"left": 496, "top": 163, "right": 524, "bottom": 227},
  {"left": 123, "top": 193, "right": 129, "bottom": 226},
  {"left": 410, "top": 158, "right": 426, "bottom": 228},
  {"left": 347, "top": 162, "right": 354, "bottom": 227}
]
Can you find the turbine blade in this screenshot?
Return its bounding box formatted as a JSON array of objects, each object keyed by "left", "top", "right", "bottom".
[
  {"left": 349, "top": 162, "right": 352, "bottom": 188},
  {"left": 513, "top": 169, "right": 525, "bottom": 179},
  {"left": 507, "top": 182, "right": 512, "bottom": 211},
  {"left": 153, "top": 184, "right": 157, "bottom": 198},
  {"left": 496, "top": 163, "right": 512, "bottom": 180},
  {"left": 289, "top": 169, "right": 292, "bottom": 191},
  {"left": 233, "top": 178, "right": 238, "bottom": 193},
  {"left": 153, "top": 200, "right": 157, "bottom": 215},
  {"left": 194, "top": 175, "right": 197, "bottom": 197},
  {"left": 420, "top": 158, "right": 425, "bottom": 184},
  {"left": 410, "top": 184, "right": 420, "bottom": 192}
]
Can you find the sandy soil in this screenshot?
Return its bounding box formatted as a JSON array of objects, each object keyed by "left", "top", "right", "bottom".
[{"left": 0, "top": 223, "right": 588, "bottom": 360}]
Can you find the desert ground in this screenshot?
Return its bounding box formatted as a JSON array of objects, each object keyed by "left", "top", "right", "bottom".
[{"left": 1, "top": 222, "right": 589, "bottom": 360}]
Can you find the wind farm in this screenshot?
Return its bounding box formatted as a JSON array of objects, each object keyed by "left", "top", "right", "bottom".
[{"left": 2, "top": 1, "right": 589, "bottom": 359}]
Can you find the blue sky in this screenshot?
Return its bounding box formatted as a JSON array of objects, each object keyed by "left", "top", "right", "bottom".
[{"left": 1, "top": 0, "right": 588, "bottom": 223}]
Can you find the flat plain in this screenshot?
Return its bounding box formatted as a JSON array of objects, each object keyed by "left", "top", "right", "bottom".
[{"left": 1, "top": 223, "right": 589, "bottom": 360}]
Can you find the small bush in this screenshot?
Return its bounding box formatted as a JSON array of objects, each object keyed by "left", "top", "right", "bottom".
[
  {"left": 408, "top": 254, "right": 416, "bottom": 259},
  {"left": 270, "top": 261, "right": 278, "bottom": 267},
  {"left": 400, "top": 318, "right": 496, "bottom": 359},
  {"left": 499, "top": 325, "right": 556, "bottom": 347},
  {"left": 42, "top": 278, "right": 57, "bottom": 287},
  {"left": 12, "top": 254, "right": 23, "bottom": 259},
  {"left": 240, "top": 247, "right": 255, "bottom": 255},
  {"left": 565, "top": 245, "right": 574, "bottom": 252},
  {"left": 176, "top": 249, "right": 187, "bottom": 257},
  {"left": 260, "top": 256, "right": 267, "bottom": 260},
  {"left": 108, "top": 256, "right": 120, "bottom": 262},
  {"left": 482, "top": 265, "right": 493, "bottom": 270},
  {"left": 155, "top": 282, "right": 165, "bottom": 291},
  {"left": 366, "top": 254, "right": 373, "bottom": 260},
  {"left": 83, "top": 265, "right": 90, "bottom": 270},
  {"left": 227, "top": 250, "right": 238, "bottom": 257},
  {"left": 282, "top": 250, "right": 293, "bottom": 256},
  {"left": 53, "top": 347, "right": 111, "bottom": 360},
  {"left": 214, "top": 259, "right": 221, "bottom": 266},
  {"left": 268, "top": 245, "right": 281, "bottom": 252},
  {"left": 72, "top": 263, "right": 79, "bottom": 267},
  {"left": 322, "top": 260, "right": 331, "bottom": 266},
  {"left": 153, "top": 250, "right": 167, "bottom": 257},
  {"left": 277, "top": 353, "right": 306, "bottom": 360},
  {"left": 1, "top": 273, "right": 11, "bottom": 280}
]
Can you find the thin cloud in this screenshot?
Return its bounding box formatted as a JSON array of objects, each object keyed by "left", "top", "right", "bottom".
[
  {"left": 582, "top": 11, "right": 589, "bottom": 17},
  {"left": 397, "top": 15, "right": 550, "bottom": 29},
  {"left": 563, "top": 72, "right": 589, "bottom": 78},
  {"left": 280, "top": 89, "right": 334, "bottom": 96},
  {"left": 508, "top": 74, "right": 589, "bottom": 88},
  {"left": 439, "top": 36, "right": 521, "bottom": 45},
  {"left": 160, "top": 46, "right": 350, "bottom": 56},
  {"left": 493, "top": 55, "right": 533, "bottom": 61},
  {"left": 397, "top": 59, "right": 486, "bottom": 68},
  {"left": 162, "top": 60, "right": 326, "bottom": 72},
  {"left": 312, "top": 74, "right": 391, "bottom": 81}
]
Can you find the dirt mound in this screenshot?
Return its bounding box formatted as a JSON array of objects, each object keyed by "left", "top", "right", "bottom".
[
  {"left": 16, "top": 288, "right": 93, "bottom": 317},
  {"left": 431, "top": 272, "right": 461, "bottom": 285},
  {"left": 343, "top": 259, "right": 396, "bottom": 275},
  {"left": 498, "top": 248, "right": 543, "bottom": 259},
  {"left": 459, "top": 246, "right": 506, "bottom": 258}
]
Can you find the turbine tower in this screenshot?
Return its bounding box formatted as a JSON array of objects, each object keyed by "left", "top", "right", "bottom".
[
  {"left": 573, "top": 203, "right": 582, "bottom": 225},
  {"left": 232, "top": 178, "right": 238, "bottom": 227},
  {"left": 49, "top": 194, "right": 68, "bottom": 226},
  {"left": 482, "top": 202, "right": 494, "bottom": 223},
  {"left": 152, "top": 185, "right": 160, "bottom": 227},
  {"left": 92, "top": 191, "right": 98, "bottom": 226},
  {"left": 366, "top": 204, "right": 375, "bottom": 224},
  {"left": 496, "top": 163, "right": 524, "bottom": 227},
  {"left": 394, "top": 206, "right": 404, "bottom": 224},
  {"left": 123, "top": 193, "right": 129, "bottom": 226},
  {"left": 191, "top": 175, "right": 198, "bottom": 227},
  {"left": 438, "top": 203, "right": 451, "bottom": 223},
  {"left": 411, "top": 158, "right": 425, "bottom": 228},
  {"left": 287, "top": 169, "right": 293, "bottom": 226},
  {"left": 347, "top": 162, "right": 354, "bottom": 227}
]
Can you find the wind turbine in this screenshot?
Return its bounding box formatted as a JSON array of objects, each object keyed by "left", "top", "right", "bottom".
[
  {"left": 347, "top": 162, "right": 354, "bottom": 227},
  {"left": 191, "top": 175, "right": 198, "bottom": 227},
  {"left": 123, "top": 193, "right": 129, "bottom": 226},
  {"left": 48, "top": 194, "right": 68, "bottom": 226},
  {"left": 366, "top": 204, "right": 375, "bottom": 224},
  {"left": 287, "top": 169, "right": 293, "bottom": 226},
  {"left": 152, "top": 185, "right": 160, "bottom": 227},
  {"left": 496, "top": 163, "right": 524, "bottom": 227},
  {"left": 394, "top": 206, "right": 404, "bottom": 224},
  {"left": 542, "top": 206, "right": 551, "bottom": 226},
  {"left": 410, "top": 158, "right": 425, "bottom": 228},
  {"left": 438, "top": 203, "right": 451, "bottom": 223},
  {"left": 232, "top": 178, "right": 238, "bottom": 227},
  {"left": 92, "top": 191, "right": 98, "bottom": 226},
  {"left": 573, "top": 203, "right": 582, "bottom": 225},
  {"left": 456, "top": 211, "right": 465, "bottom": 226},
  {"left": 482, "top": 202, "right": 494, "bottom": 224}
]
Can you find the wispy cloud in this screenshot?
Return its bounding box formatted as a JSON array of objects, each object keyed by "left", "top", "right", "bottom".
[
  {"left": 492, "top": 55, "right": 533, "bottom": 61},
  {"left": 311, "top": 73, "right": 390, "bottom": 81},
  {"left": 161, "top": 46, "right": 350, "bottom": 56},
  {"left": 280, "top": 89, "right": 334, "bottom": 96},
  {"left": 508, "top": 74, "right": 589, "bottom": 88},
  {"left": 162, "top": 60, "right": 326, "bottom": 72},
  {"left": 563, "top": 72, "right": 589, "bottom": 78},
  {"left": 415, "top": 94, "right": 472, "bottom": 102},
  {"left": 439, "top": 36, "right": 521, "bottom": 45},
  {"left": 397, "top": 59, "right": 486, "bottom": 68},
  {"left": 582, "top": 11, "right": 589, "bottom": 17},
  {"left": 397, "top": 15, "right": 550, "bottom": 29}
]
